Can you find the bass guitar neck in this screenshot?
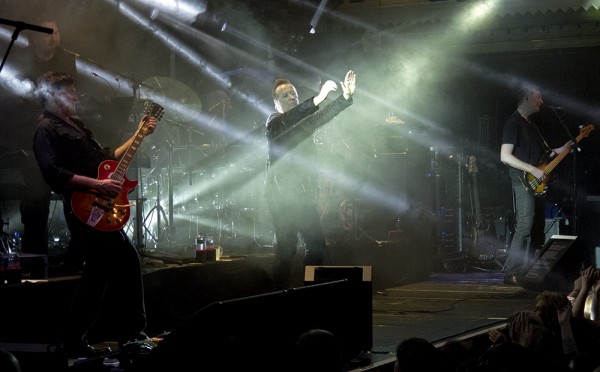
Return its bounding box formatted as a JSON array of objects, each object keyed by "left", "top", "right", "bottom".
[{"left": 520, "top": 124, "right": 594, "bottom": 197}]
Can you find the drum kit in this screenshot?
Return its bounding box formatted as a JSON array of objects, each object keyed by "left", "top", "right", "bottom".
[
  {"left": 122, "top": 76, "right": 265, "bottom": 254},
  {"left": 134, "top": 93, "right": 420, "bottom": 252},
  {"left": 312, "top": 112, "right": 418, "bottom": 245}
]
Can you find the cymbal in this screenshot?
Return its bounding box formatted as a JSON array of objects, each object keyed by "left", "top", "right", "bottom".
[
  {"left": 139, "top": 76, "right": 202, "bottom": 123},
  {"left": 384, "top": 116, "right": 406, "bottom": 125}
]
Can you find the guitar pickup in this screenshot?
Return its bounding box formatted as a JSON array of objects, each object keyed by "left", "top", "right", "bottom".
[
  {"left": 91, "top": 199, "right": 112, "bottom": 211},
  {"left": 114, "top": 203, "right": 136, "bottom": 208}
]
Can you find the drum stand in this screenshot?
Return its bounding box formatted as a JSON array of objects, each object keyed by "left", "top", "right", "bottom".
[
  {"left": 350, "top": 199, "right": 375, "bottom": 243},
  {"left": 132, "top": 143, "right": 183, "bottom": 265},
  {"left": 142, "top": 146, "right": 175, "bottom": 249},
  {"left": 142, "top": 175, "right": 170, "bottom": 248}
]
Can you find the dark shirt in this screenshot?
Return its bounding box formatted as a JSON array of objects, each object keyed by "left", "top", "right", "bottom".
[
  {"left": 33, "top": 111, "right": 113, "bottom": 199},
  {"left": 501, "top": 110, "right": 546, "bottom": 177},
  {"left": 266, "top": 98, "right": 319, "bottom": 168},
  {"left": 265, "top": 95, "right": 352, "bottom": 196}
]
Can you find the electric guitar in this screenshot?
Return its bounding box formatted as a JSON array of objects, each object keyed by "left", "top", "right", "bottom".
[
  {"left": 467, "top": 155, "right": 497, "bottom": 261},
  {"left": 71, "top": 100, "right": 164, "bottom": 231},
  {"left": 520, "top": 124, "right": 594, "bottom": 197}
]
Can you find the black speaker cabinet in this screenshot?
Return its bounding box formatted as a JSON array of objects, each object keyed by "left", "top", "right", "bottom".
[
  {"left": 140, "top": 277, "right": 371, "bottom": 372},
  {"left": 304, "top": 265, "right": 373, "bottom": 360},
  {"left": 519, "top": 235, "right": 583, "bottom": 292}
]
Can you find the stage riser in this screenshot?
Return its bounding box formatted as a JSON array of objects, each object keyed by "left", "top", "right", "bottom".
[
  {"left": 327, "top": 239, "right": 433, "bottom": 290},
  {"left": 0, "top": 242, "right": 429, "bottom": 346}
]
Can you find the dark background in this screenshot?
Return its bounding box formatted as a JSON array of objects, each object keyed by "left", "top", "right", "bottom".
[{"left": 1, "top": 0, "right": 599, "bottom": 257}]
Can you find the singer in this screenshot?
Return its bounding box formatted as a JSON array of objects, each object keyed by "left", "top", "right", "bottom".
[{"left": 499, "top": 83, "right": 572, "bottom": 286}]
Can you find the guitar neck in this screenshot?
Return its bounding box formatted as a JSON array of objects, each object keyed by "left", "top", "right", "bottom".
[
  {"left": 112, "top": 120, "right": 151, "bottom": 181},
  {"left": 542, "top": 125, "right": 593, "bottom": 174},
  {"left": 543, "top": 147, "right": 569, "bottom": 174}
]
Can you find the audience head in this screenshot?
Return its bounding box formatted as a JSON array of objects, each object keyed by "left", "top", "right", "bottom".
[
  {"left": 0, "top": 349, "right": 21, "bottom": 372},
  {"left": 506, "top": 310, "right": 562, "bottom": 359},
  {"left": 394, "top": 337, "right": 449, "bottom": 372},
  {"left": 535, "top": 291, "right": 570, "bottom": 327},
  {"left": 476, "top": 342, "right": 552, "bottom": 372},
  {"left": 294, "top": 328, "right": 343, "bottom": 372}
]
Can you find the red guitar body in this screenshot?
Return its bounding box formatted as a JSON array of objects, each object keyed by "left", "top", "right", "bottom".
[{"left": 71, "top": 160, "right": 138, "bottom": 232}]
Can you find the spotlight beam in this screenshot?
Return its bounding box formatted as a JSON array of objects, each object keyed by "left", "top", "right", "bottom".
[{"left": 309, "top": 0, "right": 328, "bottom": 33}]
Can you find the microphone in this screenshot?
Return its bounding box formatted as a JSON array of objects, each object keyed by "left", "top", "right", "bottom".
[
  {"left": 545, "top": 105, "right": 564, "bottom": 111},
  {"left": 92, "top": 72, "right": 116, "bottom": 100},
  {"left": 0, "top": 18, "right": 53, "bottom": 34}
]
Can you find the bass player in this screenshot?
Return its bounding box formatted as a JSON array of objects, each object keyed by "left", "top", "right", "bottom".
[{"left": 500, "top": 83, "right": 571, "bottom": 286}]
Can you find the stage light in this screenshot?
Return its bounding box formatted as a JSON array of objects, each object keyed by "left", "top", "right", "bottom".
[
  {"left": 132, "top": 0, "right": 207, "bottom": 24},
  {"left": 212, "top": 10, "right": 228, "bottom": 33},
  {"left": 150, "top": 7, "right": 160, "bottom": 21},
  {"left": 194, "top": 6, "right": 228, "bottom": 33},
  {"left": 309, "top": 0, "right": 328, "bottom": 34}
]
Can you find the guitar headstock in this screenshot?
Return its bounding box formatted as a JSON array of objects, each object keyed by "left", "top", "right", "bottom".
[
  {"left": 143, "top": 100, "right": 165, "bottom": 121},
  {"left": 579, "top": 124, "right": 594, "bottom": 139},
  {"left": 468, "top": 155, "right": 478, "bottom": 174}
]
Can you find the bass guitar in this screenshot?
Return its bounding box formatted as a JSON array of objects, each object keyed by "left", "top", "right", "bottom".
[
  {"left": 71, "top": 100, "right": 164, "bottom": 231},
  {"left": 467, "top": 155, "right": 499, "bottom": 262},
  {"left": 520, "top": 124, "right": 594, "bottom": 197}
]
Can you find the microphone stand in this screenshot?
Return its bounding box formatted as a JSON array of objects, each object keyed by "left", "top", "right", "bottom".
[
  {"left": 549, "top": 106, "right": 578, "bottom": 234},
  {"left": 0, "top": 18, "right": 54, "bottom": 74}
]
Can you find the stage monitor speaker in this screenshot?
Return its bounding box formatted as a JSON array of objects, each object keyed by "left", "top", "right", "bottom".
[
  {"left": 304, "top": 265, "right": 373, "bottom": 359},
  {"left": 519, "top": 235, "right": 583, "bottom": 292},
  {"left": 142, "top": 278, "right": 370, "bottom": 372},
  {"left": 544, "top": 218, "right": 561, "bottom": 244}
]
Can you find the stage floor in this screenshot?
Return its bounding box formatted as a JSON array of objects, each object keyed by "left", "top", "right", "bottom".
[
  {"left": 1, "top": 250, "right": 540, "bottom": 372},
  {"left": 361, "top": 270, "right": 536, "bottom": 371}
]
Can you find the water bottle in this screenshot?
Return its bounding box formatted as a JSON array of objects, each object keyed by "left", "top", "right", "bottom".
[
  {"left": 195, "top": 234, "right": 206, "bottom": 250},
  {"left": 195, "top": 234, "right": 206, "bottom": 263}
]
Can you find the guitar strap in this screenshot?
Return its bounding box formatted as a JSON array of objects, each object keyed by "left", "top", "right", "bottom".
[{"left": 531, "top": 120, "right": 552, "bottom": 158}]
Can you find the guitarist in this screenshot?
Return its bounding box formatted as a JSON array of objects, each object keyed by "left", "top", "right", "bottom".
[
  {"left": 32, "top": 72, "right": 158, "bottom": 357},
  {"left": 500, "top": 83, "right": 571, "bottom": 286}
]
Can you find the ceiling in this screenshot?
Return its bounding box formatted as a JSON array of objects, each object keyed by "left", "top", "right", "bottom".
[{"left": 322, "top": 0, "right": 600, "bottom": 54}]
